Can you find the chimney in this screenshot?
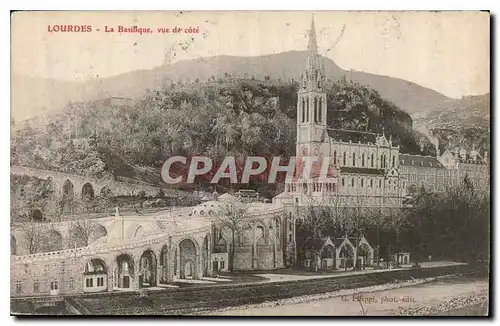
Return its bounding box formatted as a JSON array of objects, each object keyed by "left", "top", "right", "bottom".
[{"left": 435, "top": 139, "right": 440, "bottom": 158}]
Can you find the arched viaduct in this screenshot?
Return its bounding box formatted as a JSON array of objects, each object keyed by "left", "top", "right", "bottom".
[{"left": 11, "top": 165, "right": 184, "bottom": 199}]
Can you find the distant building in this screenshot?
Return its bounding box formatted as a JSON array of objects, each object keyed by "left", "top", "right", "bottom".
[{"left": 400, "top": 145, "right": 489, "bottom": 194}]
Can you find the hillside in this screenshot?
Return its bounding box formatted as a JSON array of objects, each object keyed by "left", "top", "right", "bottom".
[
  {"left": 11, "top": 77, "right": 426, "bottom": 196},
  {"left": 11, "top": 51, "right": 454, "bottom": 122},
  {"left": 413, "top": 94, "right": 490, "bottom": 154}
]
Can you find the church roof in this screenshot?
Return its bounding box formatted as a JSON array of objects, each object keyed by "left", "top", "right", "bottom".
[
  {"left": 327, "top": 128, "right": 378, "bottom": 145},
  {"left": 454, "top": 152, "right": 487, "bottom": 165},
  {"left": 399, "top": 154, "right": 443, "bottom": 168},
  {"left": 340, "top": 167, "right": 386, "bottom": 175}
]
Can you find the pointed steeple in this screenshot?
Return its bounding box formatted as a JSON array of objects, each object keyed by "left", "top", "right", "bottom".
[
  {"left": 307, "top": 15, "right": 318, "bottom": 55},
  {"left": 301, "top": 14, "right": 324, "bottom": 92}
]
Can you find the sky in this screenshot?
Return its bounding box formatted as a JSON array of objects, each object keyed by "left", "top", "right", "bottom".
[{"left": 11, "top": 11, "right": 490, "bottom": 98}]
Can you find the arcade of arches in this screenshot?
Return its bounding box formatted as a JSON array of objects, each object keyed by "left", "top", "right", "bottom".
[
  {"left": 82, "top": 240, "right": 205, "bottom": 293},
  {"left": 12, "top": 175, "right": 116, "bottom": 222}
]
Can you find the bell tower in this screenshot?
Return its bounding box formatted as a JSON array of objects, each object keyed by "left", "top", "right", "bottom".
[{"left": 296, "top": 16, "right": 327, "bottom": 158}]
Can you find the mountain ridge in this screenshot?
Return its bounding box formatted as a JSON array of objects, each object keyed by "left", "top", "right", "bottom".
[{"left": 12, "top": 50, "right": 462, "bottom": 122}]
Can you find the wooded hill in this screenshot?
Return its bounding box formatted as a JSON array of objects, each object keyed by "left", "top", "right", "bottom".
[{"left": 11, "top": 77, "right": 432, "bottom": 197}]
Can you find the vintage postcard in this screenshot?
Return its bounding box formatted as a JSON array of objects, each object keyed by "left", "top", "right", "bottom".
[{"left": 10, "top": 10, "right": 490, "bottom": 316}]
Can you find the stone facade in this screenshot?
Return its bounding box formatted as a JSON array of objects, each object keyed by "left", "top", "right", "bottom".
[
  {"left": 11, "top": 200, "right": 287, "bottom": 297},
  {"left": 400, "top": 148, "right": 489, "bottom": 194}
]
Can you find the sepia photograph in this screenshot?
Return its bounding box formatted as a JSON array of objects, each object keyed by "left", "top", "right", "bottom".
[{"left": 9, "top": 10, "right": 490, "bottom": 316}]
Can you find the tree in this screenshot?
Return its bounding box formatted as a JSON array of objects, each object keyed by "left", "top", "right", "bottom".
[
  {"left": 69, "top": 219, "right": 98, "bottom": 247},
  {"left": 463, "top": 173, "right": 474, "bottom": 193},
  {"left": 216, "top": 201, "right": 250, "bottom": 271},
  {"left": 400, "top": 181, "right": 489, "bottom": 265},
  {"left": 19, "top": 223, "right": 44, "bottom": 254}
]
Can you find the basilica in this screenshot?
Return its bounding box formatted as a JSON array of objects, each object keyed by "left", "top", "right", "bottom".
[
  {"left": 273, "top": 17, "right": 489, "bottom": 210},
  {"left": 273, "top": 18, "right": 406, "bottom": 210}
]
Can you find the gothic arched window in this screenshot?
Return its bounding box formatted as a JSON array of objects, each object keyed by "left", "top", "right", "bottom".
[
  {"left": 362, "top": 153, "right": 365, "bottom": 167},
  {"left": 392, "top": 156, "right": 396, "bottom": 168},
  {"left": 371, "top": 154, "right": 374, "bottom": 167},
  {"left": 318, "top": 98, "right": 322, "bottom": 123},
  {"left": 301, "top": 98, "right": 305, "bottom": 123},
  {"left": 343, "top": 152, "right": 346, "bottom": 166},
  {"left": 333, "top": 151, "right": 337, "bottom": 165},
  {"left": 306, "top": 98, "right": 309, "bottom": 122},
  {"left": 353, "top": 153, "right": 356, "bottom": 166},
  {"left": 314, "top": 97, "right": 318, "bottom": 123}
]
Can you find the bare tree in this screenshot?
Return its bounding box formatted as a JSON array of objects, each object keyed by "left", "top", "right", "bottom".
[
  {"left": 19, "top": 223, "right": 45, "bottom": 254},
  {"left": 216, "top": 201, "right": 250, "bottom": 271},
  {"left": 70, "top": 218, "right": 98, "bottom": 247}
]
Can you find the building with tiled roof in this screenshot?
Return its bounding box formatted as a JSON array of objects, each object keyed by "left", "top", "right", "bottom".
[{"left": 399, "top": 146, "right": 489, "bottom": 194}]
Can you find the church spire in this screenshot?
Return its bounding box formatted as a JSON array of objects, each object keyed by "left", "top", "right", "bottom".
[
  {"left": 307, "top": 15, "right": 318, "bottom": 55},
  {"left": 301, "top": 15, "right": 323, "bottom": 92}
]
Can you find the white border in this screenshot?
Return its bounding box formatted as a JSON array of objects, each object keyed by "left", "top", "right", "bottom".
[{"left": 2, "top": 1, "right": 496, "bottom": 325}]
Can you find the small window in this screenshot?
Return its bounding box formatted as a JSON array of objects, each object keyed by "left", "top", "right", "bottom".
[
  {"left": 69, "top": 279, "right": 75, "bottom": 290},
  {"left": 361, "top": 179, "right": 364, "bottom": 187},
  {"left": 33, "top": 281, "right": 40, "bottom": 292},
  {"left": 15, "top": 282, "right": 22, "bottom": 294},
  {"left": 351, "top": 178, "right": 355, "bottom": 187},
  {"left": 370, "top": 179, "right": 373, "bottom": 187},
  {"left": 289, "top": 234, "right": 292, "bottom": 242},
  {"left": 342, "top": 178, "right": 345, "bottom": 186},
  {"left": 379, "top": 180, "right": 382, "bottom": 187},
  {"left": 50, "top": 281, "right": 59, "bottom": 290},
  {"left": 221, "top": 260, "right": 225, "bottom": 270}
]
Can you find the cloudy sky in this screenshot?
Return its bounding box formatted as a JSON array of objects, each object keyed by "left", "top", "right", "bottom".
[{"left": 11, "top": 11, "right": 489, "bottom": 98}]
